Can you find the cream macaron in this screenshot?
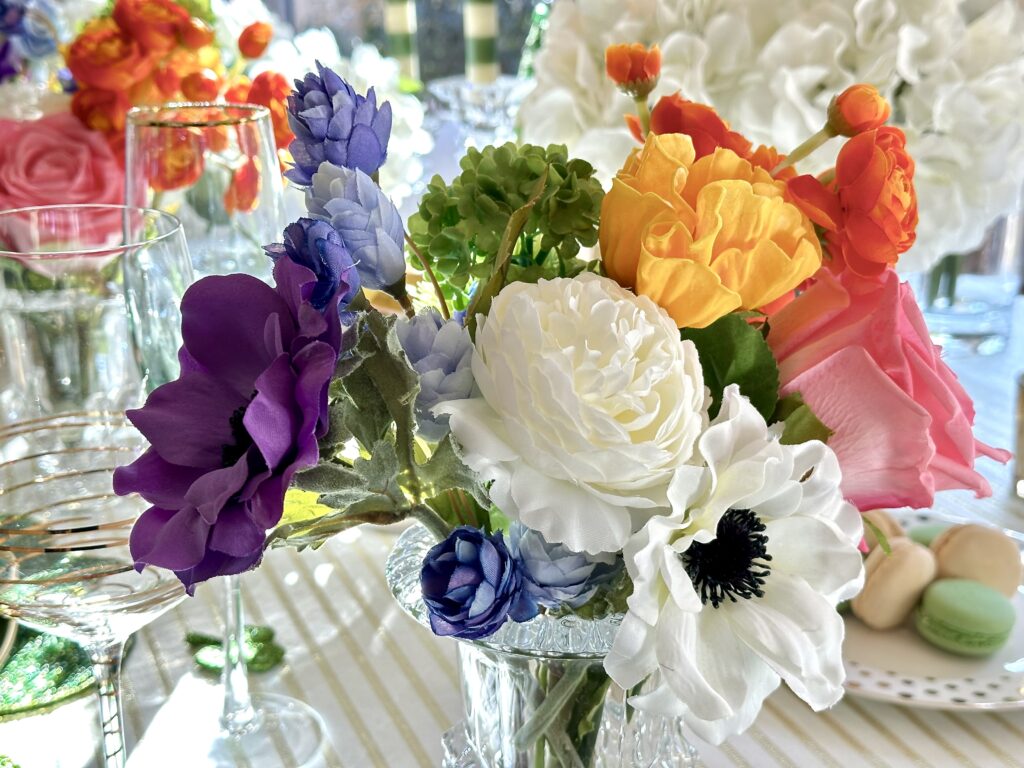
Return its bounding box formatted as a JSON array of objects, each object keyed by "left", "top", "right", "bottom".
[
  {"left": 852, "top": 537, "right": 937, "bottom": 630},
  {"left": 931, "top": 524, "right": 1022, "bottom": 598},
  {"left": 861, "top": 509, "right": 905, "bottom": 551}
]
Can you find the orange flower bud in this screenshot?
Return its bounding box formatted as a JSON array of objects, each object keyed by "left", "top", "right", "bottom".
[
  {"left": 238, "top": 21, "right": 272, "bottom": 59},
  {"left": 153, "top": 63, "right": 182, "bottom": 97},
  {"left": 71, "top": 88, "right": 130, "bottom": 135},
  {"left": 223, "top": 77, "right": 252, "bottom": 104},
  {"left": 605, "top": 43, "right": 660, "bottom": 99},
  {"left": 247, "top": 70, "right": 292, "bottom": 149},
  {"left": 66, "top": 18, "right": 154, "bottom": 91},
  {"left": 827, "top": 84, "right": 891, "bottom": 137},
  {"left": 147, "top": 127, "right": 206, "bottom": 191},
  {"left": 112, "top": 0, "right": 190, "bottom": 54},
  {"left": 179, "top": 17, "right": 215, "bottom": 50},
  {"left": 224, "top": 157, "right": 261, "bottom": 214},
  {"left": 181, "top": 68, "right": 221, "bottom": 101}
]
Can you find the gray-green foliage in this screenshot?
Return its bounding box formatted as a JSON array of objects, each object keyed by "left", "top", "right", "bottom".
[{"left": 408, "top": 143, "right": 604, "bottom": 308}]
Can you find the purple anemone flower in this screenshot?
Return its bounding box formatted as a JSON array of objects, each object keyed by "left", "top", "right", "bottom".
[
  {"left": 285, "top": 61, "right": 392, "bottom": 186},
  {"left": 114, "top": 257, "right": 347, "bottom": 591}
]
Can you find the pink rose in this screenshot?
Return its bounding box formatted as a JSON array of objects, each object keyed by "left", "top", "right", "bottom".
[{"left": 767, "top": 269, "right": 1010, "bottom": 510}]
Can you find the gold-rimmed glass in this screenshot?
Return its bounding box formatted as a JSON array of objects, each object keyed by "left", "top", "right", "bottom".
[
  {"left": 125, "top": 103, "right": 288, "bottom": 282},
  {"left": 0, "top": 204, "right": 191, "bottom": 768}
]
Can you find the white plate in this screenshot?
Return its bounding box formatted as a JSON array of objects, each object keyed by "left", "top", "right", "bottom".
[{"left": 842, "top": 510, "right": 1024, "bottom": 711}]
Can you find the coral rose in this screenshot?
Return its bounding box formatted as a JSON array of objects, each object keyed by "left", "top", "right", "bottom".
[
  {"left": 112, "top": 0, "right": 190, "bottom": 54},
  {"left": 605, "top": 43, "right": 660, "bottom": 98},
  {"left": 600, "top": 133, "right": 822, "bottom": 328},
  {"left": 827, "top": 84, "right": 890, "bottom": 137},
  {"left": 66, "top": 18, "right": 153, "bottom": 91},
  {"left": 0, "top": 112, "right": 124, "bottom": 211},
  {"left": 767, "top": 268, "right": 1010, "bottom": 511}
]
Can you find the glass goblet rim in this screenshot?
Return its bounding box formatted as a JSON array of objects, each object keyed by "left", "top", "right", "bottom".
[
  {"left": 126, "top": 102, "right": 271, "bottom": 129},
  {"left": 0, "top": 204, "right": 184, "bottom": 261}
]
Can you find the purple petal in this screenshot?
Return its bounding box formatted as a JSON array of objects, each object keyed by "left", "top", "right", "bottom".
[
  {"left": 183, "top": 457, "right": 253, "bottom": 524},
  {"left": 130, "top": 506, "right": 210, "bottom": 572},
  {"left": 323, "top": 138, "right": 348, "bottom": 167},
  {"left": 245, "top": 354, "right": 300, "bottom": 471},
  {"left": 177, "top": 549, "right": 262, "bottom": 594},
  {"left": 346, "top": 124, "right": 384, "bottom": 174},
  {"left": 372, "top": 101, "right": 393, "bottom": 152},
  {"left": 209, "top": 504, "right": 266, "bottom": 557},
  {"left": 113, "top": 449, "right": 204, "bottom": 509}
]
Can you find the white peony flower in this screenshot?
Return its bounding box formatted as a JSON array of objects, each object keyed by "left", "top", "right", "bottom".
[
  {"left": 437, "top": 273, "right": 709, "bottom": 555},
  {"left": 519, "top": 0, "right": 1024, "bottom": 272},
  {"left": 605, "top": 385, "right": 864, "bottom": 745}
]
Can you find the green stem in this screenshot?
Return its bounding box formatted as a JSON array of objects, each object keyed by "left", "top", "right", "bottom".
[
  {"left": 405, "top": 234, "right": 450, "bottom": 320},
  {"left": 514, "top": 665, "right": 588, "bottom": 751},
  {"left": 775, "top": 126, "right": 837, "bottom": 174},
  {"left": 410, "top": 504, "right": 452, "bottom": 541},
  {"left": 634, "top": 96, "right": 651, "bottom": 138}
]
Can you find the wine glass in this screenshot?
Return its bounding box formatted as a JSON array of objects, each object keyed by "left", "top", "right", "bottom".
[
  {"left": 124, "top": 103, "right": 288, "bottom": 282},
  {"left": 0, "top": 204, "right": 193, "bottom": 768}
]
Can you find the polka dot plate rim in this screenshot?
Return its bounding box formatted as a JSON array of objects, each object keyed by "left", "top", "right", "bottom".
[{"left": 843, "top": 509, "right": 1024, "bottom": 712}]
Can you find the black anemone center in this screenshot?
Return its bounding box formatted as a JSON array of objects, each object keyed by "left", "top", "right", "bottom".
[
  {"left": 221, "top": 400, "right": 254, "bottom": 467},
  {"left": 682, "top": 508, "right": 772, "bottom": 608}
]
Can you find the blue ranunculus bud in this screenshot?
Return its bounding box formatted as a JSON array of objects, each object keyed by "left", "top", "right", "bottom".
[
  {"left": 306, "top": 161, "right": 407, "bottom": 293},
  {"left": 265, "top": 218, "right": 360, "bottom": 310},
  {"left": 396, "top": 309, "right": 476, "bottom": 442},
  {"left": 420, "top": 526, "right": 538, "bottom": 640},
  {"left": 509, "top": 523, "right": 620, "bottom": 610},
  {"left": 285, "top": 61, "right": 393, "bottom": 186}
]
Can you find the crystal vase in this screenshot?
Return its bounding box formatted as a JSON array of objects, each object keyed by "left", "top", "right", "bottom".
[{"left": 386, "top": 525, "right": 700, "bottom": 768}]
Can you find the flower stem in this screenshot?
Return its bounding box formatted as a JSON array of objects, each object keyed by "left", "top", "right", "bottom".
[
  {"left": 411, "top": 504, "right": 453, "bottom": 541},
  {"left": 634, "top": 97, "right": 651, "bottom": 138},
  {"left": 776, "top": 126, "right": 836, "bottom": 174},
  {"left": 405, "top": 233, "right": 450, "bottom": 320}
]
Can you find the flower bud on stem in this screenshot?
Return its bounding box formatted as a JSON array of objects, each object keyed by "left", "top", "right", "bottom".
[
  {"left": 775, "top": 126, "right": 836, "bottom": 175},
  {"left": 634, "top": 97, "right": 651, "bottom": 138}
]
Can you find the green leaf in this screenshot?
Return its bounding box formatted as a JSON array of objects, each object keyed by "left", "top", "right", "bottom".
[
  {"left": 419, "top": 436, "right": 488, "bottom": 507},
  {"left": 772, "top": 392, "right": 833, "bottom": 445},
  {"left": 680, "top": 314, "right": 780, "bottom": 420},
  {"left": 863, "top": 519, "right": 892, "bottom": 555}
]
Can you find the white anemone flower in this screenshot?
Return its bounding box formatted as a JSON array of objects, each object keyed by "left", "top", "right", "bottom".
[
  {"left": 605, "top": 385, "right": 864, "bottom": 744},
  {"left": 437, "top": 273, "right": 709, "bottom": 555}
]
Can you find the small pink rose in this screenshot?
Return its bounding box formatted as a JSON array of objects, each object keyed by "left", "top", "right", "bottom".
[{"left": 767, "top": 269, "right": 1010, "bottom": 511}]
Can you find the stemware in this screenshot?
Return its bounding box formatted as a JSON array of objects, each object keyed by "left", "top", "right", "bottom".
[
  {"left": 125, "top": 103, "right": 288, "bottom": 282},
  {"left": 0, "top": 204, "right": 193, "bottom": 768}
]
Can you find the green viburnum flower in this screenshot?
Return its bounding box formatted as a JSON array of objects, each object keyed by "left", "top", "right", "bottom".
[{"left": 408, "top": 142, "right": 604, "bottom": 308}]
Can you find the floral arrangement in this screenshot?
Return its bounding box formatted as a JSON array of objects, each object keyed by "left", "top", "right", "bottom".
[
  {"left": 114, "top": 49, "right": 1008, "bottom": 758},
  {"left": 519, "top": 0, "right": 1024, "bottom": 273}
]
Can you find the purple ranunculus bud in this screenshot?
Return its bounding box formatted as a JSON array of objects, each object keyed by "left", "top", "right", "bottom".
[
  {"left": 306, "top": 162, "right": 406, "bottom": 293},
  {"left": 509, "top": 523, "right": 620, "bottom": 610},
  {"left": 265, "top": 218, "right": 360, "bottom": 311},
  {"left": 396, "top": 309, "right": 475, "bottom": 442},
  {"left": 285, "top": 61, "right": 393, "bottom": 186},
  {"left": 420, "top": 527, "right": 538, "bottom": 640}
]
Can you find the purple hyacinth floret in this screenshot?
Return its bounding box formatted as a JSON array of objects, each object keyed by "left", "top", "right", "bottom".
[
  {"left": 420, "top": 527, "right": 538, "bottom": 640},
  {"left": 114, "top": 257, "right": 349, "bottom": 592},
  {"left": 285, "top": 61, "right": 393, "bottom": 186},
  {"left": 265, "top": 218, "right": 360, "bottom": 311}
]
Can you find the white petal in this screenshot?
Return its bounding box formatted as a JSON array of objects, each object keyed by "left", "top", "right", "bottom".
[{"left": 766, "top": 515, "right": 865, "bottom": 603}]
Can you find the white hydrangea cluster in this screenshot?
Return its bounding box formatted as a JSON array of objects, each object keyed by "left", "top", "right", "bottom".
[{"left": 518, "top": 0, "right": 1024, "bottom": 272}]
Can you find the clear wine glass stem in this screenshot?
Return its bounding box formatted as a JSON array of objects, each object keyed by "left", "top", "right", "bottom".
[
  {"left": 221, "top": 573, "right": 257, "bottom": 735},
  {"left": 90, "top": 641, "right": 128, "bottom": 768}
]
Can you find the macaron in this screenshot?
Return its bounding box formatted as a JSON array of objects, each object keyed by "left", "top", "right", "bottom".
[
  {"left": 852, "top": 537, "right": 937, "bottom": 630},
  {"left": 862, "top": 509, "right": 905, "bottom": 551},
  {"left": 916, "top": 579, "right": 1016, "bottom": 656},
  {"left": 931, "top": 524, "right": 1022, "bottom": 597},
  {"left": 908, "top": 522, "right": 949, "bottom": 548}
]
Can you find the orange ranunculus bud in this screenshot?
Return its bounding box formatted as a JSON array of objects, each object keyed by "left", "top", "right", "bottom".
[
  {"left": 827, "top": 84, "right": 891, "bottom": 137},
  {"left": 748, "top": 144, "right": 796, "bottom": 180},
  {"left": 238, "top": 21, "right": 272, "bottom": 59},
  {"left": 71, "top": 88, "right": 130, "bottom": 135},
  {"left": 224, "top": 157, "right": 261, "bottom": 214},
  {"left": 181, "top": 68, "right": 221, "bottom": 101},
  {"left": 223, "top": 76, "right": 252, "bottom": 104},
  {"left": 112, "top": 0, "right": 190, "bottom": 54},
  {"left": 642, "top": 93, "right": 753, "bottom": 160},
  {"left": 147, "top": 127, "right": 206, "bottom": 191},
  {"left": 153, "top": 63, "right": 182, "bottom": 97},
  {"left": 829, "top": 126, "right": 916, "bottom": 277},
  {"left": 66, "top": 18, "right": 154, "bottom": 91},
  {"left": 179, "top": 17, "right": 215, "bottom": 50},
  {"left": 247, "top": 70, "right": 292, "bottom": 149},
  {"left": 605, "top": 43, "right": 660, "bottom": 99}
]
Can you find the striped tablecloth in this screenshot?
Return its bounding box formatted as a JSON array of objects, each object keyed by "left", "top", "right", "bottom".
[{"left": 2, "top": 303, "right": 1022, "bottom": 768}]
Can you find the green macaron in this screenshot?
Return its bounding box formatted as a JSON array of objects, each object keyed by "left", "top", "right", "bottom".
[
  {"left": 907, "top": 523, "right": 949, "bottom": 548},
  {"left": 915, "top": 579, "right": 1016, "bottom": 657}
]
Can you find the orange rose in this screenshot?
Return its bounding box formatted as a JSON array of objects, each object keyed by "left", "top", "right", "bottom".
[
  {"left": 147, "top": 127, "right": 206, "bottom": 191},
  {"left": 66, "top": 18, "right": 153, "bottom": 91},
  {"left": 238, "top": 22, "right": 272, "bottom": 59},
  {"left": 179, "top": 17, "right": 215, "bottom": 50},
  {"left": 112, "top": 0, "right": 190, "bottom": 54},
  {"left": 605, "top": 43, "right": 660, "bottom": 98},
  {"left": 181, "top": 68, "right": 221, "bottom": 101},
  {"left": 827, "top": 84, "right": 890, "bottom": 137},
  {"left": 247, "top": 71, "right": 292, "bottom": 149},
  {"left": 224, "top": 158, "right": 261, "bottom": 214},
  {"left": 72, "top": 88, "right": 129, "bottom": 135}
]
